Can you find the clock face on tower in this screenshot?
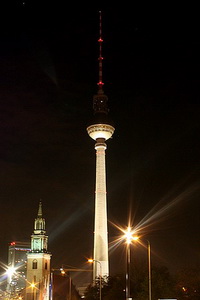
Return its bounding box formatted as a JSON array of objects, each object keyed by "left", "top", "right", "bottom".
[{"left": 33, "top": 239, "right": 40, "bottom": 250}]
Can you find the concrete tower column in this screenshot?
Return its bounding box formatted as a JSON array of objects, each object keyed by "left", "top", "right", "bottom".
[
  {"left": 94, "top": 139, "right": 108, "bottom": 278},
  {"left": 87, "top": 123, "right": 114, "bottom": 280}
]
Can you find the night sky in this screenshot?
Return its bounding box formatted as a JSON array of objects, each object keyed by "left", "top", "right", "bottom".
[{"left": 0, "top": 3, "right": 200, "bottom": 287}]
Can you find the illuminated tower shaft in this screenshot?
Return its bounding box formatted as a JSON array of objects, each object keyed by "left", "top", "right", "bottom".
[
  {"left": 87, "top": 11, "right": 114, "bottom": 280},
  {"left": 94, "top": 140, "right": 108, "bottom": 277}
]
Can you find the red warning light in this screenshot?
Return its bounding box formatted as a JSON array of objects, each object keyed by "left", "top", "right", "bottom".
[
  {"left": 10, "top": 242, "right": 16, "bottom": 246},
  {"left": 98, "top": 38, "right": 103, "bottom": 42}
]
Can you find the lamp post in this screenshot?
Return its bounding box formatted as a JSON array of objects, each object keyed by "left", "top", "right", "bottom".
[
  {"left": 88, "top": 259, "right": 102, "bottom": 300},
  {"left": 121, "top": 227, "right": 152, "bottom": 300},
  {"left": 147, "top": 240, "right": 152, "bottom": 300},
  {"left": 123, "top": 227, "right": 139, "bottom": 300},
  {"left": 131, "top": 237, "right": 152, "bottom": 300},
  {"left": 126, "top": 237, "right": 131, "bottom": 300},
  {"left": 60, "top": 268, "right": 72, "bottom": 300},
  {"left": 30, "top": 283, "right": 36, "bottom": 300}
]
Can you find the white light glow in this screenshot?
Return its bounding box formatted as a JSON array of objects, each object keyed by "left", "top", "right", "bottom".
[
  {"left": 6, "top": 266, "right": 16, "bottom": 277},
  {"left": 123, "top": 227, "right": 139, "bottom": 244}
]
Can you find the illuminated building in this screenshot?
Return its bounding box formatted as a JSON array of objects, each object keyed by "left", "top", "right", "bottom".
[
  {"left": 7, "top": 241, "right": 31, "bottom": 293},
  {"left": 25, "top": 201, "right": 51, "bottom": 300},
  {"left": 87, "top": 12, "right": 115, "bottom": 279}
]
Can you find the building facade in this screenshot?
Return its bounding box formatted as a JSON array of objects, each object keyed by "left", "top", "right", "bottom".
[{"left": 7, "top": 241, "right": 31, "bottom": 293}]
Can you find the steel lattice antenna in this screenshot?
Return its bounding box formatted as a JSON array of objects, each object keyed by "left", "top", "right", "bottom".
[
  {"left": 97, "top": 10, "right": 104, "bottom": 93},
  {"left": 93, "top": 11, "right": 109, "bottom": 115}
]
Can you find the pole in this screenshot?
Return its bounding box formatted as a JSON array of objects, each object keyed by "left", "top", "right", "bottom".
[
  {"left": 126, "top": 243, "right": 131, "bottom": 300},
  {"left": 147, "top": 240, "right": 152, "bottom": 300},
  {"left": 32, "top": 286, "right": 34, "bottom": 300}
]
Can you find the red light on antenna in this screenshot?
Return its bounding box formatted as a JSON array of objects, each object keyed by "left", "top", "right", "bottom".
[
  {"left": 98, "top": 38, "right": 103, "bottom": 42},
  {"left": 98, "top": 81, "right": 104, "bottom": 86},
  {"left": 98, "top": 57, "right": 104, "bottom": 61}
]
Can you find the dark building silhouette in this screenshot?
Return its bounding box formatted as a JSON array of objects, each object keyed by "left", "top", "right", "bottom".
[{"left": 52, "top": 274, "right": 81, "bottom": 300}]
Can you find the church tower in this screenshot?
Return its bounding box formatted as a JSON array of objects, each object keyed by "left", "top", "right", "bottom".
[
  {"left": 26, "top": 201, "right": 51, "bottom": 300},
  {"left": 87, "top": 11, "right": 115, "bottom": 279}
]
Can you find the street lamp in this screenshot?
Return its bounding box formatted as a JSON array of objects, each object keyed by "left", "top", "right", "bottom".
[
  {"left": 147, "top": 240, "right": 152, "bottom": 300},
  {"left": 60, "top": 267, "right": 72, "bottom": 300},
  {"left": 30, "top": 283, "right": 36, "bottom": 300},
  {"left": 126, "top": 236, "right": 152, "bottom": 300},
  {"left": 6, "top": 266, "right": 16, "bottom": 295},
  {"left": 88, "top": 259, "right": 102, "bottom": 300},
  {"left": 123, "top": 227, "right": 139, "bottom": 300}
]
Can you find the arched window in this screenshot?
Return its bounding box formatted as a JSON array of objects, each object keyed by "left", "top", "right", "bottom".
[{"left": 32, "top": 260, "right": 37, "bottom": 269}]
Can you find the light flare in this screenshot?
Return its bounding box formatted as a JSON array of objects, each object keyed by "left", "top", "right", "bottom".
[
  {"left": 49, "top": 205, "right": 89, "bottom": 243},
  {"left": 109, "top": 182, "right": 200, "bottom": 253},
  {"left": 6, "top": 266, "right": 16, "bottom": 277},
  {"left": 25, "top": 279, "right": 39, "bottom": 291},
  {"left": 108, "top": 222, "right": 141, "bottom": 253},
  {"left": 133, "top": 182, "right": 200, "bottom": 235}
]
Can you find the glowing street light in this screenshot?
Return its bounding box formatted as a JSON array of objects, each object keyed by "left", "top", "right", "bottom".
[
  {"left": 60, "top": 268, "right": 66, "bottom": 276},
  {"left": 6, "top": 265, "right": 17, "bottom": 295},
  {"left": 30, "top": 282, "right": 36, "bottom": 300},
  {"left": 59, "top": 267, "right": 72, "bottom": 300},
  {"left": 123, "top": 227, "right": 139, "bottom": 300},
  {"left": 88, "top": 259, "right": 102, "bottom": 300},
  {"left": 111, "top": 221, "right": 152, "bottom": 300},
  {"left": 6, "top": 266, "right": 16, "bottom": 280},
  {"left": 6, "top": 265, "right": 16, "bottom": 292},
  {"left": 123, "top": 227, "right": 139, "bottom": 244},
  {"left": 124, "top": 234, "right": 152, "bottom": 300},
  {"left": 6, "top": 266, "right": 15, "bottom": 276}
]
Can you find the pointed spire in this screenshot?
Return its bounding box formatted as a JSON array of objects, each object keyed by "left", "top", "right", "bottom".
[
  {"left": 97, "top": 10, "right": 104, "bottom": 94},
  {"left": 34, "top": 200, "right": 45, "bottom": 232},
  {"left": 93, "top": 11, "right": 109, "bottom": 115},
  {"left": 38, "top": 200, "right": 42, "bottom": 217},
  {"left": 32, "top": 201, "right": 48, "bottom": 253}
]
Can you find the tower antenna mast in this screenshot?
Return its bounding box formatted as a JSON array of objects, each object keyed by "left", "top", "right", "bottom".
[{"left": 98, "top": 10, "right": 104, "bottom": 94}]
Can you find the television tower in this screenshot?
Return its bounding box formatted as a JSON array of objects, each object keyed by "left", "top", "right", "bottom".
[{"left": 87, "top": 11, "right": 115, "bottom": 280}]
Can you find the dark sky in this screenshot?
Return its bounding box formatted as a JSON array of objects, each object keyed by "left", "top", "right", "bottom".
[{"left": 0, "top": 2, "right": 200, "bottom": 287}]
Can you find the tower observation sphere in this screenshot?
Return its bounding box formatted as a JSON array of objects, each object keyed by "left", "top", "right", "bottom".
[{"left": 86, "top": 11, "right": 115, "bottom": 280}]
